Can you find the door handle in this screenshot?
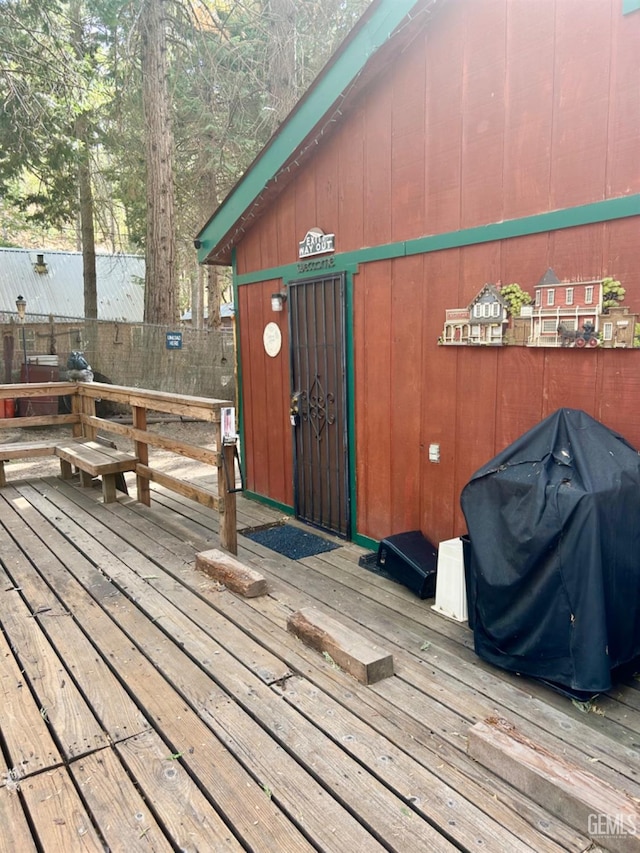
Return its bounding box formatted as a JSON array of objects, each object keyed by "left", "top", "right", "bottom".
[{"left": 290, "top": 392, "right": 301, "bottom": 426}]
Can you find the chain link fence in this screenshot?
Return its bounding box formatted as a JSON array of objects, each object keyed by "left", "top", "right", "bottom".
[{"left": 1, "top": 313, "right": 236, "bottom": 403}]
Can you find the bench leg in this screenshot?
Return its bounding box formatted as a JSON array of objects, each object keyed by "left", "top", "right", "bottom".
[
  {"left": 79, "top": 470, "right": 93, "bottom": 488},
  {"left": 102, "top": 474, "right": 117, "bottom": 503},
  {"left": 60, "top": 459, "right": 73, "bottom": 480},
  {"left": 0, "top": 461, "right": 5, "bottom": 488}
]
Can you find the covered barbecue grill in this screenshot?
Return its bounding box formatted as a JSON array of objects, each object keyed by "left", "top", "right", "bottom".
[{"left": 461, "top": 408, "right": 640, "bottom": 698}]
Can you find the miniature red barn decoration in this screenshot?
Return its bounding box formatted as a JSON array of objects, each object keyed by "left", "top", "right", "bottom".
[{"left": 196, "top": 0, "right": 640, "bottom": 549}]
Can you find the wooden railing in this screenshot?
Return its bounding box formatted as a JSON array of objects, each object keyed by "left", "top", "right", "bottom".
[{"left": 0, "top": 382, "right": 238, "bottom": 553}]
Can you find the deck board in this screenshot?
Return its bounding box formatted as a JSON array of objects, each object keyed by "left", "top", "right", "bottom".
[
  {"left": 183, "top": 590, "right": 590, "bottom": 850},
  {"left": 16, "top": 486, "right": 450, "bottom": 851},
  {"left": 0, "top": 558, "right": 108, "bottom": 762},
  {"left": 0, "top": 627, "right": 62, "bottom": 780},
  {"left": 0, "top": 785, "right": 38, "bottom": 853},
  {"left": 114, "top": 729, "right": 244, "bottom": 852},
  {"left": 0, "top": 494, "right": 152, "bottom": 745},
  {"left": 19, "top": 766, "right": 104, "bottom": 851},
  {"left": 70, "top": 748, "right": 175, "bottom": 852},
  {"left": 0, "top": 474, "right": 637, "bottom": 850}
]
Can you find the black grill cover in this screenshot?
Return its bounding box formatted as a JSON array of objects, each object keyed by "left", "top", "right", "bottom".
[{"left": 460, "top": 408, "right": 640, "bottom": 698}]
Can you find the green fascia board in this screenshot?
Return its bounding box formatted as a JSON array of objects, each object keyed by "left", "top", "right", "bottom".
[
  {"left": 234, "top": 193, "right": 640, "bottom": 286},
  {"left": 406, "top": 194, "right": 640, "bottom": 255},
  {"left": 196, "top": 0, "right": 421, "bottom": 263},
  {"left": 623, "top": 0, "right": 640, "bottom": 13}
]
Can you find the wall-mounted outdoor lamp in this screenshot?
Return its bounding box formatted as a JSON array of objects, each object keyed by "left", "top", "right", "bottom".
[{"left": 271, "top": 290, "right": 287, "bottom": 312}]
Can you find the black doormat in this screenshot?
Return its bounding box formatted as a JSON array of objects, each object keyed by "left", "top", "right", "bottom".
[{"left": 243, "top": 523, "right": 340, "bottom": 560}]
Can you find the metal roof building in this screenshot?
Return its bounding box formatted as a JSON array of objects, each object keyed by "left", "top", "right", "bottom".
[{"left": 0, "top": 248, "right": 144, "bottom": 321}]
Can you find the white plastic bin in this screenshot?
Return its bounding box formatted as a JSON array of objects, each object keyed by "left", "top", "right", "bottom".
[{"left": 431, "top": 537, "right": 468, "bottom": 622}]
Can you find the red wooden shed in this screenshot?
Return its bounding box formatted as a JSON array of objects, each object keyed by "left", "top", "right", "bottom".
[{"left": 196, "top": 0, "right": 640, "bottom": 550}]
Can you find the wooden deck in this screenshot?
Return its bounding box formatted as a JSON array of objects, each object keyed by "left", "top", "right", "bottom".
[{"left": 1, "top": 473, "right": 639, "bottom": 852}]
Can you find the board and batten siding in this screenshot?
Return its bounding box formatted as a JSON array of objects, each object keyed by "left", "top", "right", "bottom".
[{"left": 233, "top": 0, "right": 640, "bottom": 544}]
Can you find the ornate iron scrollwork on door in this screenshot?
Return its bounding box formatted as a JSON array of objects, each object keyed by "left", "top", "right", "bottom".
[{"left": 299, "top": 375, "right": 336, "bottom": 439}]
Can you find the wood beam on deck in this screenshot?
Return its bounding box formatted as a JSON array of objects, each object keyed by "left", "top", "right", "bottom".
[
  {"left": 468, "top": 716, "right": 640, "bottom": 853},
  {"left": 287, "top": 606, "right": 394, "bottom": 684},
  {"left": 195, "top": 548, "right": 267, "bottom": 597}
]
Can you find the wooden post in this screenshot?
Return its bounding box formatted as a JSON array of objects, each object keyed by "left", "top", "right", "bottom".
[
  {"left": 133, "top": 405, "right": 150, "bottom": 506},
  {"left": 216, "top": 416, "right": 237, "bottom": 554},
  {"left": 71, "top": 387, "right": 83, "bottom": 438},
  {"left": 83, "top": 392, "right": 97, "bottom": 439}
]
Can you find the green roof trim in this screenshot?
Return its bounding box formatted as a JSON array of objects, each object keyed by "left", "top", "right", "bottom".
[
  {"left": 196, "top": 0, "right": 421, "bottom": 263},
  {"left": 623, "top": 0, "right": 640, "bottom": 13},
  {"left": 233, "top": 193, "right": 640, "bottom": 286}
]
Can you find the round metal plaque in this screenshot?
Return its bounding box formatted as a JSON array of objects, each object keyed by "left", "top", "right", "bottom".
[{"left": 263, "top": 322, "right": 282, "bottom": 357}]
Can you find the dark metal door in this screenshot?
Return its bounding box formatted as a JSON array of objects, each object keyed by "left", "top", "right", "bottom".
[{"left": 289, "top": 273, "right": 349, "bottom": 537}]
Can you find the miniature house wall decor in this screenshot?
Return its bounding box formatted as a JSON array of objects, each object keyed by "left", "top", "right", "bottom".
[
  {"left": 440, "top": 270, "right": 635, "bottom": 349},
  {"left": 442, "top": 284, "right": 508, "bottom": 346}
]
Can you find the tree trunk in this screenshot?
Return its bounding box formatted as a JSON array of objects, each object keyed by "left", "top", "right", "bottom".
[
  {"left": 264, "top": 0, "right": 299, "bottom": 123},
  {"left": 192, "top": 265, "right": 204, "bottom": 328},
  {"left": 76, "top": 116, "right": 98, "bottom": 320},
  {"left": 70, "top": 1, "right": 98, "bottom": 321},
  {"left": 141, "top": 0, "right": 177, "bottom": 325},
  {"left": 207, "top": 266, "right": 221, "bottom": 329}
]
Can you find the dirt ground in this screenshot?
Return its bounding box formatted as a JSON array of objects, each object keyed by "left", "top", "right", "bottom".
[{"left": 2, "top": 419, "right": 219, "bottom": 483}]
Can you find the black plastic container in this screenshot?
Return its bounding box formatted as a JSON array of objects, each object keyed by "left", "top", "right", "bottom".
[{"left": 376, "top": 530, "right": 438, "bottom": 599}]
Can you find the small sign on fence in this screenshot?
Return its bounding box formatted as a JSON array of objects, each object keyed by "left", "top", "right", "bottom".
[{"left": 166, "top": 332, "right": 183, "bottom": 350}]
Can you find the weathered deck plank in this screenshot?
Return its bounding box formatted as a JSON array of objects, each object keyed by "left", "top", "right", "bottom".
[
  {"left": 4, "top": 491, "right": 318, "bottom": 852},
  {"left": 115, "top": 729, "right": 243, "bottom": 852},
  {"left": 250, "top": 546, "right": 640, "bottom": 788},
  {"left": 137, "top": 489, "right": 640, "bottom": 826},
  {"left": 0, "top": 628, "right": 61, "bottom": 780},
  {"left": 18, "top": 483, "right": 452, "bottom": 852},
  {"left": 19, "top": 766, "right": 104, "bottom": 851},
  {"left": 176, "top": 589, "right": 591, "bottom": 851},
  {"left": 468, "top": 717, "right": 640, "bottom": 853},
  {"left": 0, "top": 786, "right": 38, "bottom": 853},
  {"left": 0, "top": 557, "right": 108, "bottom": 761},
  {"left": 1, "top": 473, "right": 638, "bottom": 852},
  {"left": 71, "top": 748, "right": 175, "bottom": 852},
  {"left": 24, "top": 481, "right": 593, "bottom": 850},
  {"left": 154, "top": 558, "right": 591, "bottom": 851},
  {"left": 0, "top": 495, "right": 156, "bottom": 745},
  {"left": 37, "top": 482, "right": 591, "bottom": 850}
]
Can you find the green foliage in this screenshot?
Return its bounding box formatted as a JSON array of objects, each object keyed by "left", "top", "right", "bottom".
[
  {"left": 499, "top": 283, "right": 533, "bottom": 318},
  {"left": 602, "top": 276, "right": 625, "bottom": 311},
  {"left": 0, "top": 0, "right": 373, "bottom": 313},
  {"left": 0, "top": 0, "right": 113, "bottom": 229}
]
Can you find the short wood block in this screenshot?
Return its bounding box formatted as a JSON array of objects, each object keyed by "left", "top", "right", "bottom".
[
  {"left": 195, "top": 548, "right": 267, "bottom": 598},
  {"left": 468, "top": 717, "right": 640, "bottom": 853},
  {"left": 287, "top": 607, "right": 394, "bottom": 684}
]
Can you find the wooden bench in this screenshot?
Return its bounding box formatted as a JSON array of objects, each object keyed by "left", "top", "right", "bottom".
[
  {"left": 55, "top": 438, "right": 138, "bottom": 503},
  {"left": 0, "top": 441, "right": 59, "bottom": 487}
]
